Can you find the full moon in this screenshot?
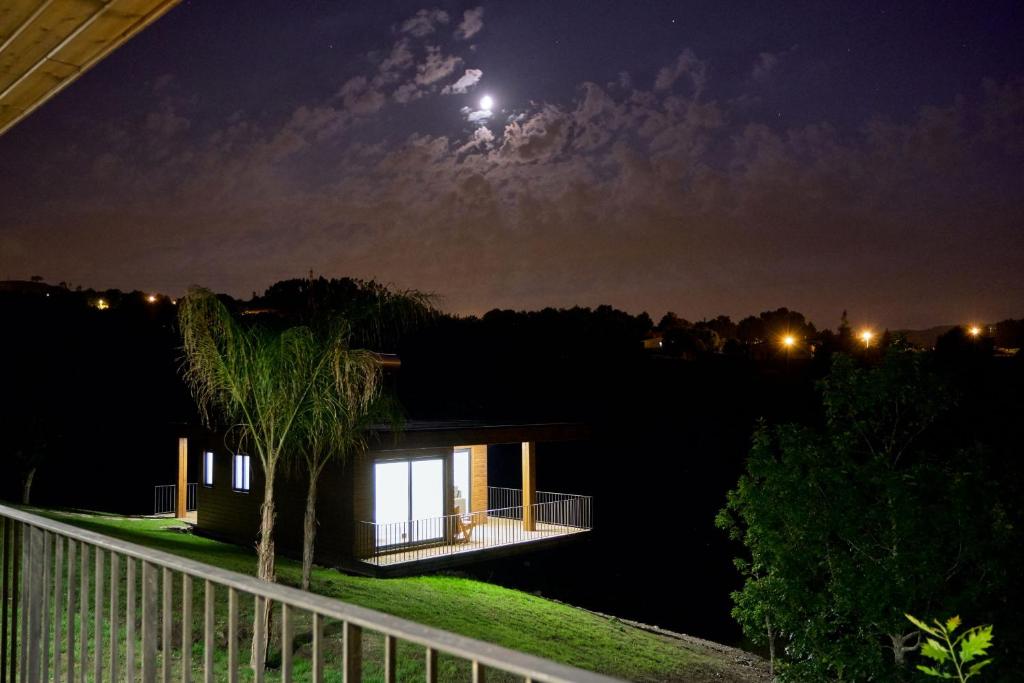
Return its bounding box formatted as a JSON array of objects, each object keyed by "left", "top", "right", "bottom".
[{"left": 479, "top": 95, "right": 493, "bottom": 110}]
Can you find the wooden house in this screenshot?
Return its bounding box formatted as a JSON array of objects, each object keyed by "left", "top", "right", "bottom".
[{"left": 180, "top": 421, "right": 591, "bottom": 576}]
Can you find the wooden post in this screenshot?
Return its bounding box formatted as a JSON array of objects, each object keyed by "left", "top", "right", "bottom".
[
  {"left": 521, "top": 442, "right": 536, "bottom": 531},
  {"left": 176, "top": 437, "right": 188, "bottom": 519},
  {"left": 470, "top": 445, "right": 488, "bottom": 514}
]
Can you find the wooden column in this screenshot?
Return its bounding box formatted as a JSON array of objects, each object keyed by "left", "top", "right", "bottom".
[
  {"left": 469, "top": 445, "right": 488, "bottom": 514},
  {"left": 521, "top": 441, "right": 536, "bottom": 531},
  {"left": 176, "top": 437, "right": 188, "bottom": 519}
]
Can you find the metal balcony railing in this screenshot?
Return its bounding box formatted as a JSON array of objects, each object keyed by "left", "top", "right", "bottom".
[
  {"left": 0, "top": 503, "right": 618, "bottom": 683},
  {"left": 487, "top": 487, "right": 593, "bottom": 525},
  {"left": 152, "top": 484, "right": 198, "bottom": 516},
  {"left": 359, "top": 490, "right": 592, "bottom": 566}
]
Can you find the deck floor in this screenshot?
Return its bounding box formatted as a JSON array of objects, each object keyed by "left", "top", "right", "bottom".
[{"left": 365, "top": 515, "right": 588, "bottom": 566}]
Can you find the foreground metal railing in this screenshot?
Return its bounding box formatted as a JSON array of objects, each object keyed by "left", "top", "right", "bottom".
[
  {"left": 152, "top": 484, "right": 198, "bottom": 516},
  {"left": 0, "top": 503, "right": 618, "bottom": 683},
  {"left": 359, "top": 492, "right": 592, "bottom": 566}
]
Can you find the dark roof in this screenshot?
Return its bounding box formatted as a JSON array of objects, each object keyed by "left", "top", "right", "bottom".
[{"left": 367, "top": 420, "right": 588, "bottom": 451}]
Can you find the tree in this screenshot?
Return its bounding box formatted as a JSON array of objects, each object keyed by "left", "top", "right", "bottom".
[
  {"left": 293, "top": 327, "right": 382, "bottom": 590},
  {"left": 717, "top": 351, "right": 1008, "bottom": 681},
  {"left": 178, "top": 288, "right": 347, "bottom": 671}
]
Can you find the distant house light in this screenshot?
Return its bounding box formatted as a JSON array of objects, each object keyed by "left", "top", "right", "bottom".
[
  {"left": 232, "top": 454, "right": 250, "bottom": 492},
  {"left": 94, "top": 298, "right": 109, "bottom": 310},
  {"left": 147, "top": 294, "right": 158, "bottom": 303},
  {"left": 203, "top": 451, "right": 214, "bottom": 487}
]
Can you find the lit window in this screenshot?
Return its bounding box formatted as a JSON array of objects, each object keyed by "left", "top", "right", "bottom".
[
  {"left": 232, "top": 454, "right": 250, "bottom": 492},
  {"left": 203, "top": 451, "right": 214, "bottom": 487}
]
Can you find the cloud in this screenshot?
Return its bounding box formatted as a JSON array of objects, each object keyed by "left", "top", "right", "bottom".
[
  {"left": 399, "top": 8, "right": 449, "bottom": 37},
  {"left": 415, "top": 46, "right": 462, "bottom": 86},
  {"left": 393, "top": 82, "right": 424, "bottom": 104},
  {"left": 752, "top": 52, "right": 779, "bottom": 82},
  {"left": 654, "top": 49, "right": 707, "bottom": 97},
  {"left": 462, "top": 106, "right": 493, "bottom": 124},
  {"left": 442, "top": 68, "right": 483, "bottom": 94},
  {"left": 338, "top": 76, "right": 387, "bottom": 115},
  {"left": 455, "top": 7, "right": 484, "bottom": 40},
  {"left": 379, "top": 39, "right": 414, "bottom": 77},
  {"left": 8, "top": 48, "right": 1022, "bottom": 327}
]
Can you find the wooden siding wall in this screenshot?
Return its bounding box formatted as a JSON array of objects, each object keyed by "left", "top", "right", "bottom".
[
  {"left": 195, "top": 448, "right": 354, "bottom": 567},
  {"left": 469, "top": 445, "right": 488, "bottom": 513}
]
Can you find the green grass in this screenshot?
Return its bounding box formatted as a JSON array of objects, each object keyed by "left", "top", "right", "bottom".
[{"left": 25, "top": 510, "right": 741, "bottom": 682}]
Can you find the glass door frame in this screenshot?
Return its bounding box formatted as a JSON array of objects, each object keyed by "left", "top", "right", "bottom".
[{"left": 372, "top": 450, "right": 452, "bottom": 551}]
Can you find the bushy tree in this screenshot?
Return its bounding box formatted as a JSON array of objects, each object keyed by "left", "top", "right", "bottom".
[{"left": 717, "top": 351, "right": 1011, "bottom": 681}]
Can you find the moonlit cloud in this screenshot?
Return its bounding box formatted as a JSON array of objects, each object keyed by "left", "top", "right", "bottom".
[
  {"left": 462, "top": 106, "right": 493, "bottom": 124},
  {"left": 399, "top": 8, "right": 449, "bottom": 37},
  {"left": 442, "top": 68, "right": 483, "bottom": 94},
  {"left": 415, "top": 46, "right": 462, "bottom": 86},
  {"left": 455, "top": 7, "right": 484, "bottom": 40}
]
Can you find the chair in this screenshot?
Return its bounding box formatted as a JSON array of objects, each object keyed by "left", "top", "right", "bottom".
[{"left": 454, "top": 506, "right": 476, "bottom": 544}]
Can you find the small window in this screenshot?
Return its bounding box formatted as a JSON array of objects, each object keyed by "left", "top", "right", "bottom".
[
  {"left": 232, "top": 454, "right": 251, "bottom": 492},
  {"left": 203, "top": 451, "right": 214, "bottom": 487}
]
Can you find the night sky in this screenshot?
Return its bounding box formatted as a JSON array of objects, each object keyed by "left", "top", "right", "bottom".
[{"left": 1, "top": 0, "right": 1022, "bottom": 329}]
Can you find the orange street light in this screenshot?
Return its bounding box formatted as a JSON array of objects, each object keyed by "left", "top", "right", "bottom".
[
  {"left": 968, "top": 325, "right": 982, "bottom": 338},
  {"left": 860, "top": 329, "right": 874, "bottom": 348},
  {"left": 782, "top": 335, "right": 796, "bottom": 348}
]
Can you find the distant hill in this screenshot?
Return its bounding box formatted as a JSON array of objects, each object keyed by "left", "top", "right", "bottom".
[{"left": 892, "top": 325, "right": 958, "bottom": 349}]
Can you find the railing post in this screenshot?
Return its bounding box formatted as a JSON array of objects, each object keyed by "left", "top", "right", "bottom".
[
  {"left": 142, "top": 561, "right": 158, "bottom": 682},
  {"left": 182, "top": 573, "right": 192, "bottom": 683},
  {"left": 110, "top": 553, "right": 120, "bottom": 683},
  {"left": 19, "top": 522, "right": 28, "bottom": 683},
  {"left": 162, "top": 567, "right": 172, "bottom": 683},
  {"left": 343, "top": 621, "right": 362, "bottom": 682},
  {"left": 425, "top": 646, "right": 438, "bottom": 683},
  {"left": 52, "top": 535, "right": 63, "bottom": 683},
  {"left": 227, "top": 587, "right": 238, "bottom": 683},
  {"left": 27, "top": 525, "right": 43, "bottom": 682},
  {"left": 65, "top": 540, "right": 75, "bottom": 683},
  {"left": 252, "top": 595, "right": 265, "bottom": 683},
  {"left": 383, "top": 634, "right": 396, "bottom": 683},
  {"left": 312, "top": 613, "right": 323, "bottom": 683},
  {"left": 0, "top": 518, "right": 9, "bottom": 683},
  {"left": 94, "top": 547, "right": 104, "bottom": 682},
  {"left": 79, "top": 542, "right": 88, "bottom": 683},
  {"left": 127, "top": 557, "right": 137, "bottom": 681},
  {"left": 203, "top": 580, "right": 214, "bottom": 683},
  {"left": 41, "top": 530, "right": 51, "bottom": 683},
  {"left": 280, "top": 603, "right": 292, "bottom": 683}
]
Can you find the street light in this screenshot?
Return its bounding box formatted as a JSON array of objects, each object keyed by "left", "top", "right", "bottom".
[
  {"left": 860, "top": 329, "right": 874, "bottom": 348},
  {"left": 968, "top": 325, "right": 981, "bottom": 338},
  {"left": 782, "top": 335, "right": 796, "bottom": 348},
  {"left": 147, "top": 294, "right": 158, "bottom": 303}
]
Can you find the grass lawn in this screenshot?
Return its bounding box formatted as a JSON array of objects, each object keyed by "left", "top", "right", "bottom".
[{"left": 28, "top": 509, "right": 764, "bottom": 682}]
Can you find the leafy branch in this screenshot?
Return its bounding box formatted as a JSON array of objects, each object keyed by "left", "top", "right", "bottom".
[{"left": 906, "top": 614, "right": 994, "bottom": 681}]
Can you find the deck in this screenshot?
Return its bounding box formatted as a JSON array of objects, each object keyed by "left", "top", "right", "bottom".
[{"left": 359, "top": 497, "right": 591, "bottom": 568}]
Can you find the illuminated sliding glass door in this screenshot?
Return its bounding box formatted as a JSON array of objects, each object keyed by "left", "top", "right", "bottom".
[{"left": 374, "top": 457, "right": 445, "bottom": 547}]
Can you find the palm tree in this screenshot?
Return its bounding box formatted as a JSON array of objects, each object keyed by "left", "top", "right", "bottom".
[
  {"left": 294, "top": 324, "right": 383, "bottom": 590},
  {"left": 178, "top": 288, "right": 343, "bottom": 671}
]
